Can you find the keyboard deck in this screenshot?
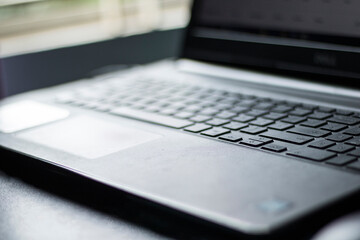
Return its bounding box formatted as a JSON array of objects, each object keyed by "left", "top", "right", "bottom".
[{"left": 55, "top": 77, "right": 360, "bottom": 173}]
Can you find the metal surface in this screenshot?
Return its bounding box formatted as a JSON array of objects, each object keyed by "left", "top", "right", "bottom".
[{"left": 1, "top": 60, "right": 360, "bottom": 235}]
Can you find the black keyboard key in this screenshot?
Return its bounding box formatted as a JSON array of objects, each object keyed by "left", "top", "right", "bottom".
[
  {"left": 286, "top": 102, "right": 300, "bottom": 107},
  {"left": 227, "top": 92, "right": 243, "bottom": 98},
  {"left": 228, "top": 106, "right": 249, "bottom": 114},
  {"left": 271, "top": 100, "right": 285, "bottom": 104},
  {"left": 233, "top": 114, "right": 255, "bottom": 123},
  {"left": 326, "top": 133, "right": 352, "bottom": 142},
  {"left": 184, "top": 124, "right": 211, "bottom": 133},
  {"left": 272, "top": 105, "right": 293, "bottom": 113},
  {"left": 287, "top": 148, "right": 336, "bottom": 161},
  {"left": 336, "top": 109, "right": 353, "bottom": 116},
  {"left": 301, "top": 104, "right": 318, "bottom": 110},
  {"left": 348, "top": 148, "right": 360, "bottom": 157},
  {"left": 353, "top": 112, "right": 360, "bottom": 118},
  {"left": 246, "top": 109, "right": 268, "bottom": 117},
  {"left": 346, "top": 137, "right": 360, "bottom": 146},
  {"left": 250, "top": 118, "right": 274, "bottom": 127},
  {"left": 219, "top": 98, "right": 237, "bottom": 105},
  {"left": 223, "top": 122, "right": 248, "bottom": 130},
  {"left": 287, "top": 126, "right": 330, "bottom": 138},
  {"left": 111, "top": 107, "right": 193, "bottom": 129},
  {"left": 327, "top": 144, "right": 355, "bottom": 153},
  {"left": 281, "top": 116, "right": 306, "bottom": 124},
  {"left": 254, "top": 102, "right": 274, "bottom": 110},
  {"left": 216, "top": 111, "right": 237, "bottom": 119},
  {"left": 219, "top": 132, "right": 243, "bottom": 142},
  {"left": 201, "top": 95, "right": 221, "bottom": 102},
  {"left": 201, "top": 127, "right": 230, "bottom": 137},
  {"left": 309, "top": 139, "right": 335, "bottom": 149},
  {"left": 240, "top": 139, "right": 265, "bottom": 147},
  {"left": 260, "top": 130, "right": 313, "bottom": 144},
  {"left": 238, "top": 99, "right": 257, "bottom": 107},
  {"left": 189, "top": 115, "right": 212, "bottom": 122},
  {"left": 241, "top": 126, "right": 267, "bottom": 134},
  {"left": 289, "top": 108, "right": 312, "bottom": 116},
  {"left": 262, "top": 144, "right": 287, "bottom": 152},
  {"left": 300, "top": 119, "right": 326, "bottom": 128},
  {"left": 242, "top": 95, "right": 257, "bottom": 99},
  {"left": 257, "top": 97, "right": 271, "bottom": 102},
  {"left": 318, "top": 106, "right": 335, "bottom": 113},
  {"left": 343, "top": 127, "right": 360, "bottom": 136},
  {"left": 320, "top": 123, "right": 347, "bottom": 132},
  {"left": 326, "top": 156, "right": 356, "bottom": 166},
  {"left": 308, "top": 112, "right": 332, "bottom": 120},
  {"left": 268, "top": 122, "right": 294, "bottom": 131},
  {"left": 328, "top": 115, "right": 360, "bottom": 125},
  {"left": 263, "top": 112, "right": 287, "bottom": 120},
  {"left": 212, "top": 89, "right": 227, "bottom": 96},
  {"left": 206, "top": 118, "right": 230, "bottom": 126},
  {"left": 347, "top": 161, "right": 360, "bottom": 171},
  {"left": 249, "top": 136, "right": 273, "bottom": 144}
]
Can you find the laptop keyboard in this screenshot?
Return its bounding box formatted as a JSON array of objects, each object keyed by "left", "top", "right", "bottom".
[{"left": 55, "top": 78, "right": 360, "bottom": 173}]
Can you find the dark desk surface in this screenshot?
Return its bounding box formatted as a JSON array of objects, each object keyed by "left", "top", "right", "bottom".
[{"left": 0, "top": 170, "right": 169, "bottom": 240}]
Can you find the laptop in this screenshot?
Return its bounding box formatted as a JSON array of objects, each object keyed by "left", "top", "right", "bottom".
[{"left": 1, "top": 0, "right": 360, "bottom": 236}]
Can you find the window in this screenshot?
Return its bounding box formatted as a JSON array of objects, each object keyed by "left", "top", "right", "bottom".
[{"left": 0, "top": 0, "right": 191, "bottom": 56}]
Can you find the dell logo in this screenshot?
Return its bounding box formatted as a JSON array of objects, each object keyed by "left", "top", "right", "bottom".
[{"left": 313, "top": 53, "right": 337, "bottom": 67}]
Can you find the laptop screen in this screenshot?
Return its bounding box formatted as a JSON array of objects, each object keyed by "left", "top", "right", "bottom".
[{"left": 183, "top": 0, "right": 360, "bottom": 88}]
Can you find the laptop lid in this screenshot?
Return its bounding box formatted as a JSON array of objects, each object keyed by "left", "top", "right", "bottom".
[{"left": 182, "top": 0, "right": 360, "bottom": 89}]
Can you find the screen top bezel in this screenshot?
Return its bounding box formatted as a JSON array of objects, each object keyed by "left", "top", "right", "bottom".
[{"left": 181, "top": 0, "right": 360, "bottom": 89}]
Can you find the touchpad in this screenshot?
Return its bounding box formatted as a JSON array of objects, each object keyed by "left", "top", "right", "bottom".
[{"left": 18, "top": 116, "right": 161, "bottom": 159}]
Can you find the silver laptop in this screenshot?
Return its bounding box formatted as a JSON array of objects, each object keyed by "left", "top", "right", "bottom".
[{"left": 1, "top": 0, "right": 360, "bottom": 236}]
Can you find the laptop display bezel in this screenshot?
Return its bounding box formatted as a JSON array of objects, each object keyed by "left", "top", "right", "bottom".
[{"left": 181, "top": 0, "right": 360, "bottom": 89}]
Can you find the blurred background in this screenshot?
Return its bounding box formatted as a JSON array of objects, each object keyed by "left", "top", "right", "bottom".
[
  {"left": 0, "top": 0, "right": 190, "bottom": 97},
  {"left": 0, "top": 0, "right": 191, "bottom": 57}
]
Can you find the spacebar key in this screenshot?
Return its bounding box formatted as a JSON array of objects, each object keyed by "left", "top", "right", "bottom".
[
  {"left": 260, "top": 130, "right": 313, "bottom": 144},
  {"left": 111, "top": 107, "right": 193, "bottom": 129}
]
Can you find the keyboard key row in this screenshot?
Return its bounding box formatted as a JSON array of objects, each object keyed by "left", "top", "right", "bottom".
[
  {"left": 57, "top": 79, "right": 360, "bottom": 173},
  {"left": 111, "top": 107, "right": 193, "bottom": 129},
  {"left": 260, "top": 131, "right": 313, "bottom": 144}
]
